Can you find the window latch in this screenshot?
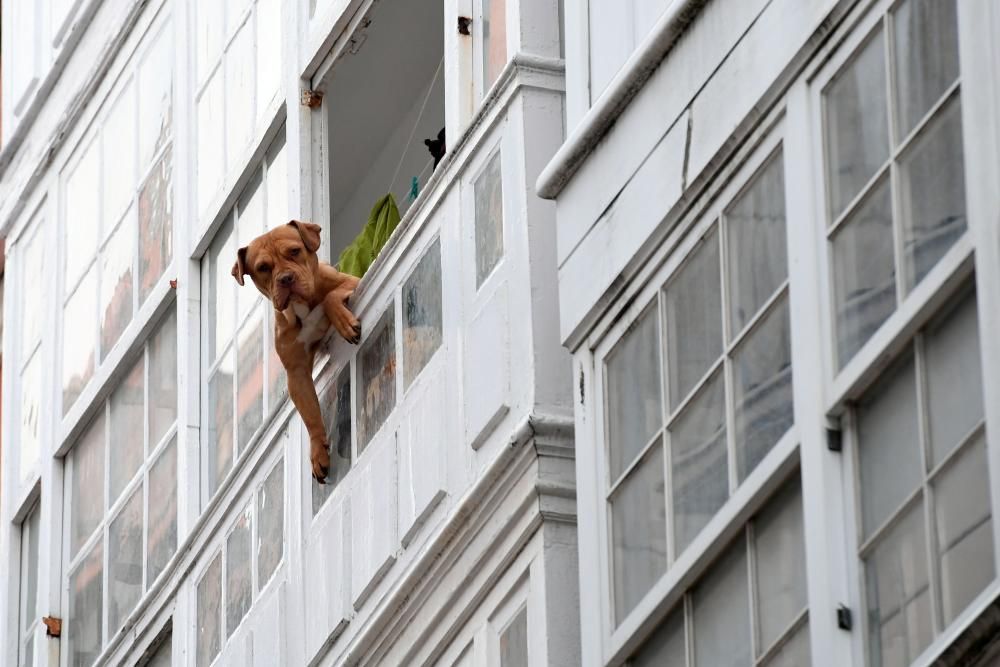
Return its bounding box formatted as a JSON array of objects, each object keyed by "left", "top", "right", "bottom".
[
  {"left": 837, "top": 604, "right": 852, "bottom": 631},
  {"left": 301, "top": 90, "right": 324, "bottom": 109},
  {"left": 43, "top": 616, "right": 62, "bottom": 637},
  {"left": 458, "top": 16, "right": 472, "bottom": 35}
]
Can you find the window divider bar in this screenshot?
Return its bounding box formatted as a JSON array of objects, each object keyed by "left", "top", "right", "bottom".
[{"left": 856, "top": 485, "right": 923, "bottom": 558}]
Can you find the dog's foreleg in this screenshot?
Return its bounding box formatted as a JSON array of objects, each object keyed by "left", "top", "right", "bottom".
[{"left": 285, "top": 362, "right": 331, "bottom": 483}]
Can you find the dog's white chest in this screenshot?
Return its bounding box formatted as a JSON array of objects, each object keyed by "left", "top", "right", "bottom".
[{"left": 293, "top": 302, "right": 331, "bottom": 345}]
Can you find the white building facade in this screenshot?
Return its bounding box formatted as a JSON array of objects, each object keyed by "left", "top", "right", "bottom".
[
  {"left": 540, "top": 0, "right": 1000, "bottom": 666},
  {"left": 0, "top": 0, "right": 578, "bottom": 666}
]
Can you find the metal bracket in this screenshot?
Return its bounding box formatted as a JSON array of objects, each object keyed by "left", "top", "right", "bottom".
[
  {"left": 826, "top": 427, "right": 843, "bottom": 452},
  {"left": 43, "top": 616, "right": 62, "bottom": 637},
  {"left": 301, "top": 90, "right": 324, "bottom": 109},
  {"left": 458, "top": 16, "right": 472, "bottom": 35}
]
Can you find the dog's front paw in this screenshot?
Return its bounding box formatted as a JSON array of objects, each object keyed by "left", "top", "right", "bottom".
[{"left": 310, "top": 440, "right": 331, "bottom": 484}]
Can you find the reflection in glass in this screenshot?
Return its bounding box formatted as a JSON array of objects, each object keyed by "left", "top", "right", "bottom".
[
  {"left": 664, "top": 231, "right": 722, "bottom": 410},
  {"left": 148, "top": 437, "right": 178, "bottom": 586},
  {"left": 258, "top": 459, "right": 284, "bottom": 588},
  {"left": 208, "top": 351, "right": 235, "bottom": 497},
  {"left": 109, "top": 357, "right": 144, "bottom": 504},
  {"left": 196, "top": 554, "right": 222, "bottom": 667},
  {"left": 313, "top": 367, "right": 352, "bottom": 514},
  {"left": 606, "top": 305, "right": 662, "bottom": 482},
  {"left": 831, "top": 178, "right": 896, "bottom": 367},
  {"left": 138, "top": 147, "right": 173, "bottom": 302},
  {"left": 64, "top": 265, "right": 98, "bottom": 413},
  {"left": 611, "top": 444, "right": 666, "bottom": 624},
  {"left": 670, "top": 371, "right": 727, "bottom": 554},
  {"left": 403, "top": 240, "right": 443, "bottom": 388},
  {"left": 109, "top": 487, "right": 143, "bottom": 635},
  {"left": 226, "top": 506, "right": 253, "bottom": 637},
  {"left": 474, "top": 151, "right": 504, "bottom": 287},
  {"left": 692, "top": 542, "right": 752, "bottom": 667},
  {"left": 865, "top": 503, "right": 932, "bottom": 667},
  {"left": 100, "top": 215, "right": 136, "bottom": 360},
  {"left": 236, "top": 312, "right": 264, "bottom": 451},
  {"left": 824, "top": 30, "right": 890, "bottom": 220},
  {"left": 71, "top": 412, "right": 106, "bottom": 557},
  {"left": 69, "top": 540, "right": 104, "bottom": 667},
  {"left": 148, "top": 309, "right": 178, "bottom": 448},
  {"left": 898, "top": 98, "right": 966, "bottom": 292},
  {"left": 358, "top": 307, "right": 396, "bottom": 451}
]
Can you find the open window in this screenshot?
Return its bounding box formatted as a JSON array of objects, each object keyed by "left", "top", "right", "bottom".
[{"left": 317, "top": 0, "right": 445, "bottom": 269}]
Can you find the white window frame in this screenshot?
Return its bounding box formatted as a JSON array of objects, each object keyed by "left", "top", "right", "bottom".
[
  {"left": 198, "top": 133, "right": 288, "bottom": 507},
  {"left": 60, "top": 304, "right": 180, "bottom": 660},
  {"left": 803, "top": 2, "right": 1000, "bottom": 664},
  {"left": 586, "top": 123, "right": 800, "bottom": 662},
  {"left": 471, "top": 0, "right": 512, "bottom": 101}
]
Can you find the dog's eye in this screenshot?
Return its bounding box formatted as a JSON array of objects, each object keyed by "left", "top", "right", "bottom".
[
  {"left": 290, "top": 247, "right": 302, "bottom": 258},
  {"left": 257, "top": 263, "right": 271, "bottom": 273}
]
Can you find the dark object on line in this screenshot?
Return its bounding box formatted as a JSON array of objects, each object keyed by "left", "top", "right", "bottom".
[{"left": 425, "top": 128, "right": 446, "bottom": 170}]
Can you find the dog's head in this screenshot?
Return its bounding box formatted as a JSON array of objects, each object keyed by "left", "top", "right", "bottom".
[{"left": 231, "top": 220, "right": 323, "bottom": 310}]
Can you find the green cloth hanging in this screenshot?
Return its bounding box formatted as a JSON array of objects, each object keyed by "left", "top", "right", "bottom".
[{"left": 337, "top": 193, "right": 402, "bottom": 278}]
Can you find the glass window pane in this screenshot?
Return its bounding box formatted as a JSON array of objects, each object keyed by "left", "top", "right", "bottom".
[
  {"left": 499, "top": 606, "right": 527, "bottom": 667},
  {"left": 761, "top": 623, "right": 810, "bottom": 667},
  {"left": 313, "top": 367, "right": 352, "bottom": 514},
  {"left": 102, "top": 83, "right": 137, "bottom": 225},
  {"left": 226, "top": 505, "right": 253, "bottom": 638},
  {"left": 21, "top": 224, "right": 46, "bottom": 357},
  {"left": 482, "top": 0, "right": 507, "bottom": 93},
  {"left": 63, "top": 265, "right": 98, "bottom": 413},
  {"left": 824, "top": 29, "right": 890, "bottom": 220},
  {"left": 256, "top": 0, "right": 282, "bottom": 116},
  {"left": 266, "top": 144, "right": 288, "bottom": 227},
  {"left": 474, "top": 151, "right": 504, "bottom": 287},
  {"left": 898, "top": 98, "right": 966, "bottom": 292},
  {"left": 109, "top": 357, "right": 144, "bottom": 504},
  {"left": 864, "top": 502, "right": 932, "bottom": 667},
  {"left": 226, "top": 21, "right": 254, "bottom": 165},
  {"left": 71, "top": 412, "right": 106, "bottom": 557},
  {"left": 857, "top": 353, "right": 921, "bottom": 539},
  {"left": 138, "top": 146, "right": 173, "bottom": 303},
  {"left": 208, "top": 351, "right": 235, "bottom": 497},
  {"left": 69, "top": 540, "right": 104, "bottom": 667},
  {"left": 109, "top": 486, "right": 143, "bottom": 635},
  {"left": 892, "top": 0, "right": 960, "bottom": 139},
  {"left": 733, "top": 298, "right": 793, "bottom": 481},
  {"left": 147, "top": 437, "right": 178, "bottom": 586},
  {"left": 754, "top": 480, "right": 807, "bottom": 655},
  {"left": 195, "top": 1, "right": 223, "bottom": 85},
  {"left": 664, "top": 231, "right": 722, "bottom": 411},
  {"left": 148, "top": 309, "right": 178, "bottom": 448},
  {"left": 19, "top": 353, "right": 42, "bottom": 483},
  {"left": 64, "top": 139, "right": 100, "bottom": 288},
  {"left": 258, "top": 458, "right": 284, "bottom": 588},
  {"left": 630, "top": 609, "right": 686, "bottom": 667},
  {"left": 588, "top": 0, "right": 631, "bottom": 102},
  {"left": 670, "top": 371, "right": 727, "bottom": 554},
  {"left": 100, "top": 215, "right": 136, "bottom": 359},
  {"left": 606, "top": 304, "right": 662, "bottom": 482},
  {"left": 358, "top": 307, "right": 397, "bottom": 451},
  {"left": 236, "top": 313, "right": 264, "bottom": 452},
  {"left": 19, "top": 503, "right": 41, "bottom": 643},
  {"left": 237, "top": 178, "right": 265, "bottom": 323},
  {"left": 403, "top": 240, "right": 444, "bottom": 388},
  {"left": 208, "top": 221, "right": 235, "bottom": 363},
  {"left": 726, "top": 152, "right": 788, "bottom": 335},
  {"left": 692, "top": 541, "right": 752, "bottom": 667},
  {"left": 933, "top": 435, "right": 994, "bottom": 626},
  {"left": 267, "top": 308, "right": 287, "bottom": 412},
  {"left": 611, "top": 444, "right": 667, "bottom": 624},
  {"left": 924, "top": 291, "right": 983, "bottom": 466},
  {"left": 196, "top": 68, "right": 225, "bottom": 212},
  {"left": 196, "top": 554, "right": 222, "bottom": 667},
  {"left": 147, "top": 638, "right": 172, "bottom": 667},
  {"left": 831, "top": 177, "right": 896, "bottom": 367},
  {"left": 138, "top": 22, "right": 172, "bottom": 169}
]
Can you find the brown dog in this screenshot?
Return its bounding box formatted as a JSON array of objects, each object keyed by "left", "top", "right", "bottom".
[{"left": 231, "top": 221, "right": 361, "bottom": 483}]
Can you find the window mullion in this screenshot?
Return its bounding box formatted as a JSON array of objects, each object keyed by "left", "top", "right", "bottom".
[
  {"left": 914, "top": 334, "right": 943, "bottom": 634},
  {"left": 746, "top": 524, "right": 760, "bottom": 662}
]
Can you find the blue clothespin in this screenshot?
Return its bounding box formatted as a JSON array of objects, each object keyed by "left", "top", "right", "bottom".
[{"left": 409, "top": 176, "right": 420, "bottom": 202}]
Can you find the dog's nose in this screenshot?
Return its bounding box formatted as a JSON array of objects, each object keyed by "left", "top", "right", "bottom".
[{"left": 277, "top": 273, "right": 294, "bottom": 287}]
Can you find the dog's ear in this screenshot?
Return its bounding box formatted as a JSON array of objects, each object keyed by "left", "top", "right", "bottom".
[
  {"left": 287, "top": 220, "right": 322, "bottom": 253},
  {"left": 231, "top": 246, "right": 249, "bottom": 286}
]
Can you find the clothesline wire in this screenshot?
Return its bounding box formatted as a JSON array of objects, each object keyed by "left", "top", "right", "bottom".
[{"left": 389, "top": 55, "right": 445, "bottom": 198}]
